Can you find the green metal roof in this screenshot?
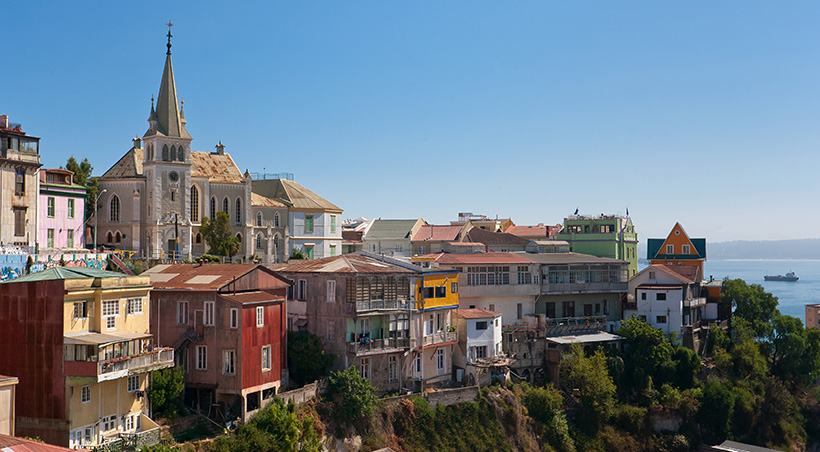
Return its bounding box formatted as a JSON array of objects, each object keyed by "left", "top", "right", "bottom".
[
  {"left": 4, "top": 267, "right": 127, "bottom": 283},
  {"left": 366, "top": 219, "right": 421, "bottom": 240}
]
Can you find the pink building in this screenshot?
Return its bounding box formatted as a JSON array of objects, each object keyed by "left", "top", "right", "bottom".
[{"left": 39, "top": 169, "right": 86, "bottom": 250}]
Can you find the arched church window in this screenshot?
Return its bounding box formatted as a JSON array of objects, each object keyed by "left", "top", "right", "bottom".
[
  {"left": 236, "top": 233, "right": 242, "bottom": 245},
  {"left": 162, "top": 145, "right": 169, "bottom": 161},
  {"left": 210, "top": 197, "right": 216, "bottom": 218},
  {"left": 256, "top": 234, "right": 263, "bottom": 249},
  {"left": 222, "top": 197, "right": 229, "bottom": 215},
  {"left": 190, "top": 185, "right": 199, "bottom": 221},
  {"left": 256, "top": 212, "right": 263, "bottom": 227},
  {"left": 178, "top": 146, "right": 185, "bottom": 161},
  {"left": 115, "top": 231, "right": 122, "bottom": 243},
  {"left": 170, "top": 145, "right": 177, "bottom": 161},
  {"left": 195, "top": 232, "right": 202, "bottom": 244},
  {"left": 274, "top": 212, "right": 280, "bottom": 228},
  {"left": 235, "top": 198, "right": 242, "bottom": 225},
  {"left": 106, "top": 231, "right": 113, "bottom": 243},
  {"left": 273, "top": 234, "right": 280, "bottom": 252},
  {"left": 109, "top": 195, "right": 120, "bottom": 222}
]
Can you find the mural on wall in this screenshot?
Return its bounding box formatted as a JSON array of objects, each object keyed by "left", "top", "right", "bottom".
[{"left": 30, "top": 257, "right": 106, "bottom": 274}]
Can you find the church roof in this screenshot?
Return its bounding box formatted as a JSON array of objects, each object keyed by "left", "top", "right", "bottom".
[
  {"left": 251, "top": 192, "right": 286, "bottom": 208},
  {"left": 144, "top": 40, "right": 190, "bottom": 139},
  {"left": 252, "top": 179, "right": 342, "bottom": 213},
  {"left": 100, "top": 147, "right": 244, "bottom": 184}
]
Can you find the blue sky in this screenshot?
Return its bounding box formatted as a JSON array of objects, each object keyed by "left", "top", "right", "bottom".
[{"left": 5, "top": 2, "right": 820, "bottom": 243}]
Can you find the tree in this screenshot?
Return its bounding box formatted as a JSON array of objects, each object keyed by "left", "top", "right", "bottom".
[
  {"left": 722, "top": 278, "right": 779, "bottom": 339},
  {"left": 618, "top": 317, "right": 674, "bottom": 394},
  {"left": 66, "top": 156, "right": 99, "bottom": 221},
  {"left": 559, "top": 343, "right": 616, "bottom": 434},
  {"left": 200, "top": 212, "right": 240, "bottom": 257},
  {"left": 520, "top": 383, "right": 575, "bottom": 452},
  {"left": 148, "top": 367, "right": 184, "bottom": 416},
  {"left": 287, "top": 331, "right": 336, "bottom": 386},
  {"left": 328, "top": 366, "right": 377, "bottom": 422},
  {"left": 209, "top": 397, "right": 320, "bottom": 452}
]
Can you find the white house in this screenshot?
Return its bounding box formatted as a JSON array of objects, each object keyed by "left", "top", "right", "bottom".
[{"left": 454, "top": 308, "right": 504, "bottom": 386}]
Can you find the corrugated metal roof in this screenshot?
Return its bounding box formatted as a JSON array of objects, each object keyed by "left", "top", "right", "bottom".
[
  {"left": 457, "top": 308, "right": 500, "bottom": 319},
  {"left": 275, "top": 254, "right": 417, "bottom": 274},
  {"left": 546, "top": 332, "right": 623, "bottom": 345},
  {"left": 3, "top": 267, "right": 128, "bottom": 283},
  {"left": 0, "top": 433, "right": 87, "bottom": 451},
  {"left": 221, "top": 291, "right": 284, "bottom": 304},
  {"left": 366, "top": 219, "right": 420, "bottom": 240},
  {"left": 515, "top": 252, "right": 625, "bottom": 265},
  {"left": 252, "top": 179, "right": 342, "bottom": 212},
  {"left": 422, "top": 252, "right": 536, "bottom": 265},
  {"left": 251, "top": 192, "right": 286, "bottom": 208},
  {"left": 64, "top": 331, "right": 152, "bottom": 346},
  {"left": 144, "top": 264, "right": 287, "bottom": 290},
  {"left": 411, "top": 225, "right": 462, "bottom": 242},
  {"left": 464, "top": 227, "right": 530, "bottom": 246}
]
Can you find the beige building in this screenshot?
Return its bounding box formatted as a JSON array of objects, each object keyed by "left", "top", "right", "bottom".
[
  {"left": 0, "top": 375, "right": 17, "bottom": 436},
  {"left": 0, "top": 268, "right": 172, "bottom": 449},
  {"left": 0, "top": 114, "right": 41, "bottom": 248}
]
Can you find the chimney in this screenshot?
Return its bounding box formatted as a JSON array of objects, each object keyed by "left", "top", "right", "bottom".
[
  {"left": 132, "top": 136, "right": 142, "bottom": 149},
  {"left": 215, "top": 141, "right": 225, "bottom": 155},
  {"left": 0, "top": 115, "right": 7, "bottom": 128}
]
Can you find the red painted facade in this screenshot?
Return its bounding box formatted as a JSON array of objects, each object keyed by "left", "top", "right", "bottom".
[
  {"left": 0, "top": 280, "right": 70, "bottom": 445},
  {"left": 241, "top": 301, "right": 286, "bottom": 390}
]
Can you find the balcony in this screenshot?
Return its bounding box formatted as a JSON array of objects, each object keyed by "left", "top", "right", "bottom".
[
  {"left": 98, "top": 348, "right": 175, "bottom": 381},
  {"left": 683, "top": 297, "right": 707, "bottom": 308},
  {"left": 422, "top": 331, "right": 457, "bottom": 347},
  {"left": 346, "top": 337, "right": 412, "bottom": 355},
  {"left": 541, "top": 281, "right": 628, "bottom": 295},
  {"left": 355, "top": 299, "right": 413, "bottom": 313}
]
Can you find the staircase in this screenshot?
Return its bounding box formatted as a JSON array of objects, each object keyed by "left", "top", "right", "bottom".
[{"left": 109, "top": 253, "right": 135, "bottom": 275}]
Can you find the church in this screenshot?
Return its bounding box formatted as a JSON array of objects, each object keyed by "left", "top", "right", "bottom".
[{"left": 98, "top": 28, "right": 342, "bottom": 261}]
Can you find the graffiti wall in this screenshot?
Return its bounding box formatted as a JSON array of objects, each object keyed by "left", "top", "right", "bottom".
[{"left": 0, "top": 253, "right": 109, "bottom": 281}]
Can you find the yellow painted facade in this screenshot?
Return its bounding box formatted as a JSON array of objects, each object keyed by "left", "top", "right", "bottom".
[{"left": 415, "top": 271, "right": 459, "bottom": 310}]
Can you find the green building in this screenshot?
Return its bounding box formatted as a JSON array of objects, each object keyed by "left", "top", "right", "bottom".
[{"left": 555, "top": 214, "right": 639, "bottom": 277}]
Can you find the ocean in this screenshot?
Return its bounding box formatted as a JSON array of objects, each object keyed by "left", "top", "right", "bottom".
[{"left": 703, "top": 259, "right": 820, "bottom": 324}]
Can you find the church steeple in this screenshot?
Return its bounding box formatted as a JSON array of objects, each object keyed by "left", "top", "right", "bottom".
[{"left": 145, "top": 21, "right": 191, "bottom": 140}]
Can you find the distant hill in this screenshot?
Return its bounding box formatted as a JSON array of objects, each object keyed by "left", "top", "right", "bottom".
[{"left": 707, "top": 239, "right": 820, "bottom": 260}]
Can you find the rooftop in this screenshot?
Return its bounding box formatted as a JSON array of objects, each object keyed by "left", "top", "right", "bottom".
[
  {"left": 144, "top": 263, "right": 288, "bottom": 290},
  {"left": 411, "top": 225, "right": 463, "bottom": 242},
  {"left": 457, "top": 308, "right": 501, "bottom": 319},
  {"left": 515, "top": 251, "right": 625, "bottom": 265},
  {"left": 275, "top": 253, "right": 418, "bottom": 274},
  {"left": 366, "top": 219, "right": 422, "bottom": 240},
  {"left": 418, "top": 252, "right": 535, "bottom": 265}
]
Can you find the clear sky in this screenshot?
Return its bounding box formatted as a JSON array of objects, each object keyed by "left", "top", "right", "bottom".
[{"left": 5, "top": 1, "right": 820, "bottom": 243}]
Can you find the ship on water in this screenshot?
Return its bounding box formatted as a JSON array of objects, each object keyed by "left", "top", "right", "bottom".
[{"left": 764, "top": 271, "right": 798, "bottom": 282}]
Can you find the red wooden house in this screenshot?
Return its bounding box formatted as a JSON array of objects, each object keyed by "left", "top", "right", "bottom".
[{"left": 145, "top": 264, "right": 290, "bottom": 422}]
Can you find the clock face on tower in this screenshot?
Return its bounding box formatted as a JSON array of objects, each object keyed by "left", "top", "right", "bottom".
[{"left": 169, "top": 171, "right": 179, "bottom": 182}]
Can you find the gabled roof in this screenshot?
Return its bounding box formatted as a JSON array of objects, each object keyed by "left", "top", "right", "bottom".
[
  {"left": 144, "top": 263, "right": 288, "bottom": 290},
  {"left": 655, "top": 264, "right": 700, "bottom": 283},
  {"left": 646, "top": 223, "right": 706, "bottom": 260},
  {"left": 100, "top": 148, "right": 244, "bottom": 184},
  {"left": 457, "top": 308, "right": 501, "bottom": 319},
  {"left": 418, "top": 252, "right": 535, "bottom": 265},
  {"left": 3, "top": 267, "right": 129, "bottom": 283},
  {"left": 506, "top": 224, "right": 561, "bottom": 239},
  {"left": 366, "top": 219, "right": 422, "bottom": 240},
  {"left": 221, "top": 291, "right": 285, "bottom": 305},
  {"left": 252, "top": 179, "right": 342, "bottom": 212},
  {"left": 412, "top": 225, "right": 462, "bottom": 242},
  {"left": 0, "top": 433, "right": 86, "bottom": 452},
  {"left": 464, "top": 227, "right": 530, "bottom": 246},
  {"left": 251, "top": 192, "right": 286, "bottom": 208},
  {"left": 276, "top": 254, "right": 418, "bottom": 274}
]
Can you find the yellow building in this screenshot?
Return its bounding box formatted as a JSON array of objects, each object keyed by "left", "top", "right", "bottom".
[
  {"left": 412, "top": 270, "right": 460, "bottom": 388},
  {"left": 0, "top": 268, "right": 172, "bottom": 449}
]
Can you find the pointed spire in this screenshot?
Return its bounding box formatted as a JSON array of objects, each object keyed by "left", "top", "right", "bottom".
[{"left": 146, "top": 23, "right": 191, "bottom": 139}]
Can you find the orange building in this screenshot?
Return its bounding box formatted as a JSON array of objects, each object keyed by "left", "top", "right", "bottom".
[{"left": 646, "top": 223, "right": 706, "bottom": 274}]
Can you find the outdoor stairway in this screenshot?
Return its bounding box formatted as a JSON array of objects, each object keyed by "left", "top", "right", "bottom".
[{"left": 109, "top": 253, "right": 135, "bottom": 275}]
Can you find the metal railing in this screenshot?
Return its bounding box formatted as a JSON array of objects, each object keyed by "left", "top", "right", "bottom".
[
  {"left": 99, "top": 348, "right": 174, "bottom": 377},
  {"left": 346, "top": 337, "right": 411, "bottom": 354},
  {"left": 355, "top": 299, "right": 413, "bottom": 312},
  {"left": 422, "top": 331, "right": 457, "bottom": 347}
]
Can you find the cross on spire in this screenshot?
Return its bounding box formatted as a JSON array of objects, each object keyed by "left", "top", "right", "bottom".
[{"left": 166, "top": 20, "right": 174, "bottom": 55}]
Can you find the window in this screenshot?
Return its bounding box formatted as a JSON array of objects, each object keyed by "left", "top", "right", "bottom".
[
  {"left": 436, "top": 348, "right": 446, "bottom": 373},
  {"left": 584, "top": 303, "right": 593, "bottom": 316},
  {"left": 641, "top": 292, "right": 647, "bottom": 300},
  {"left": 327, "top": 280, "right": 336, "bottom": 303},
  {"left": 47, "top": 197, "right": 55, "bottom": 217},
  {"left": 222, "top": 197, "right": 229, "bottom": 214},
  {"left": 261, "top": 345, "right": 271, "bottom": 371},
  {"left": 127, "top": 374, "right": 140, "bottom": 392},
  {"left": 330, "top": 244, "right": 337, "bottom": 256},
  {"left": 274, "top": 212, "right": 280, "bottom": 227},
  {"left": 15, "top": 169, "right": 25, "bottom": 195},
  {"left": 109, "top": 195, "right": 120, "bottom": 222},
  {"left": 67, "top": 229, "right": 74, "bottom": 247},
  {"left": 256, "top": 306, "right": 264, "bottom": 327},
  {"left": 196, "top": 345, "right": 207, "bottom": 370},
  {"left": 656, "top": 293, "right": 667, "bottom": 301},
  {"left": 204, "top": 301, "right": 214, "bottom": 326},
  {"left": 305, "top": 215, "right": 314, "bottom": 233},
  {"left": 656, "top": 315, "right": 667, "bottom": 324},
  {"left": 256, "top": 234, "right": 263, "bottom": 249},
  {"left": 191, "top": 185, "right": 199, "bottom": 221},
  {"left": 465, "top": 266, "right": 510, "bottom": 286},
  {"left": 649, "top": 271, "right": 656, "bottom": 279},
  {"left": 305, "top": 245, "right": 314, "bottom": 260},
  {"left": 435, "top": 286, "right": 446, "bottom": 298},
  {"left": 177, "top": 301, "right": 188, "bottom": 325},
  {"left": 73, "top": 301, "right": 88, "bottom": 319},
  {"left": 13, "top": 208, "right": 25, "bottom": 236},
  {"left": 195, "top": 232, "right": 202, "bottom": 244},
  {"left": 331, "top": 215, "right": 337, "bottom": 233},
  {"left": 102, "top": 415, "right": 117, "bottom": 432},
  {"left": 451, "top": 282, "right": 458, "bottom": 293},
  {"left": 473, "top": 346, "right": 488, "bottom": 360},
  {"left": 47, "top": 229, "right": 54, "bottom": 248},
  {"left": 414, "top": 355, "right": 422, "bottom": 379},
  {"left": 235, "top": 198, "right": 242, "bottom": 225},
  {"left": 562, "top": 301, "right": 575, "bottom": 317},
  {"left": 476, "top": 321, "right": 488, "bottom": 330},
  {"left": 102, "top": 300, "right": 119, "bottom": 330},
  {"left": 256, "top": 211, "right": 263, "bottom": 227},
  {"left": 682, "top": 244, "right": 691, "bottom": 254},
  {"left": 517, "top": 266, "right": 533, "bottom": 284},
  {"left": 170, "top": 145, "right": 177, "bottom": 161},
  {"left": 210, "top": 197, "right": 216, "bottom": 218},
  {"left": 230, "top": 308, "right": 239, "bottom": 328},
  {"left": 127, "top": 298, "right": 143, "bottom": 314},
  {"left": 666, "top": 244, "right": 674, "bottom": 254},
  {"left": 360, "top": 357, "right": 370, "bottom": 380},
  {"left": 517, "top": 303, "right": 523, "bottom": 320},
  {"left": 388, "top": 356, "right": 397, "bottom": 382},
  {"left": 81, "top": 385, "right": 91, "bottom": 403},
  {"left": 297, "top": 279, "right": 307, "bottom": 300},
  {"left": 223, "top": 350, "right": 236, "bottom": 375}
]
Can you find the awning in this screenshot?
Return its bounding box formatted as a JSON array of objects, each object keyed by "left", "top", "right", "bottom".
[{"left": 64, "top": 331, "right": 152, "bottom": 347}]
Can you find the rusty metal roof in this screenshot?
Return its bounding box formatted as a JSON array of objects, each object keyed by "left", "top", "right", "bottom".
[
  {"left": 251, "top": 192, "right": 286, "bottom": 208},
  {"left": 274, "top": 254, "right": 417, "bottom": 274},
  {"left": 419, "top": 252, "right": 536, "bottom": 265},
  {"left": 0, "top": 434, "right": 87, "bottom": 451},
  {"left": 144, "top": 263, "right": 287, "bottom": 290},
  {"left": 252, "top": 178, "right": 342, "bottom": 212},
  {"left": 220, "top": 291, "right": 284, "bottom": 304},
  {"left": 100, "top": 148, "right": 244, "bottom": 184},
  {"left": 101, "top": 147, "right": 143, "bottom": 179},
  {"left": 456, "top": 308, "right": 500, "bottom": 319}
]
